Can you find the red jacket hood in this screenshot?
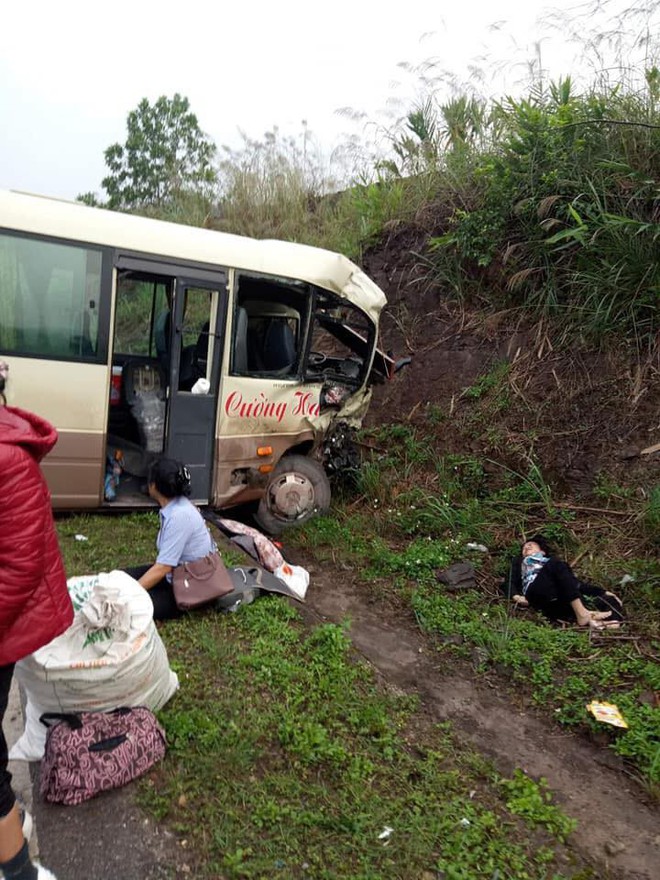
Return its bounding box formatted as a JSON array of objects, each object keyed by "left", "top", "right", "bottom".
[{"left": 0, "top": 405, "right": 58, "bottom": 463}]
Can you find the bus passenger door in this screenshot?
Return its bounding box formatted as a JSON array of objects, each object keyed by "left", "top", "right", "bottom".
[{"left": 166, "top": 277, "right": 226, "bottom": 502}]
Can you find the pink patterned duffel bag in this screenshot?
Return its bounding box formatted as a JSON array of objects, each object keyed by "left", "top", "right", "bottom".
[{"left": 39, "top": 707, "right": 166, "bottom": 805}]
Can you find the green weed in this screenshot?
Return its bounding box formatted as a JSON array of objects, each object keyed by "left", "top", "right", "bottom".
[
  {"left": 499, "top": 771, "right": 577, "bottom": 842},
  {"left": 463, "top": 362, "right": 511, "bottom": 401},
  {"left": 425, "top": 402, "right": 445, "bottom": 425},
  {"left": 593, "top": 473, "right": 637, "bottom": 504},
  {"left": 142, "top": 600, "right": 579, "bottom": 879},
  {"left": 427, "top": 75, "right": 660, "bottom": 343},
  {"left": 642, "top": 485, "right": 660, "bottom": 544}
]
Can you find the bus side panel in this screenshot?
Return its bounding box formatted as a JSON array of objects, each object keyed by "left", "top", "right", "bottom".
[
  {"left": 211, "top": 375, "right": 327, "bottom": 507},
  {"left": 218, "top": 376, "right": 327, "bottom": 436},
  {"left": 212, "top": 431, "right": 316, "bottom": 509},
  {"left": 43, "top": 431, "right": 106, "bottom": 508},
  {"left": 4, "top": 358, "right": 109, "bottom": 507}
]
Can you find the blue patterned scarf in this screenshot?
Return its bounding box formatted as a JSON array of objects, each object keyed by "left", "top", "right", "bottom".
[{"left": 521, "top": 552, "right": 549, "bottom": 595}]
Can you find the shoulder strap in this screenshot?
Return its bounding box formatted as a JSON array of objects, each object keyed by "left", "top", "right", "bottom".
[
  {"left": 40, "top": 707, "right": 134, "bottom": 729},
  {"left": 40, "top": 712, "right": 84, "bottom": 730}
]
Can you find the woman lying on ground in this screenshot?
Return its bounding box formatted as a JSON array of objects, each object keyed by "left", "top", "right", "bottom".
[
  {"left": 123, "top": 457, "right": 217, "bottom": 620},
  {"left": 502, "top": 534, "right": 624, "bottom": 630}
]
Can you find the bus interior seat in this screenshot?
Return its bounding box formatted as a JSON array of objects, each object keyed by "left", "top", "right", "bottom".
[
  {"left": 155, "top": 309, "right": 198, "bottom": 390},
  {"left": 122, "top": 360, "right": 166, "bottom": 453},
  {"left": 122, "top": 359, "right": 166, "bottom": 401},
  {"left": 262, "top": 320, "right": 296, "bottom": 373}
]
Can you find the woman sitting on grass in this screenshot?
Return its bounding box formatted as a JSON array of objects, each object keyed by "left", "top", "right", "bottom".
[
  {"left": 502, "top": 535, "right": 624, "bottom": 630},
  {"left": 123, "top": 457, "right": 217, "bottom": 621}
]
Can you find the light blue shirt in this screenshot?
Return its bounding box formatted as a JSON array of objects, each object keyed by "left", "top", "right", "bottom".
[{"left": 156, "top": 497, "right": 215, "bottom": 578}]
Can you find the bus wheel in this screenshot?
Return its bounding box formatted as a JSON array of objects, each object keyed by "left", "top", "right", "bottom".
[{"left": 255, "top": 455, "right": 331, "bottom": 535}]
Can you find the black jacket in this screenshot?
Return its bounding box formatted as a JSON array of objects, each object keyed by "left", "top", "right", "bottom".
[{"left": 501, "top": 555, "right": 609, "bottom": 622}]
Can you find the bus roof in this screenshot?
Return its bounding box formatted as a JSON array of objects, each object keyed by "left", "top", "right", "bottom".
[{"left": 0, "top": 190, "right": 386, "bottom": 323}]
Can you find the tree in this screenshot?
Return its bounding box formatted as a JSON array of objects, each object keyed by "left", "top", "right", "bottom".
[
  {"left": 102, "top": 94, "right": 217, "bottom": 210},
  {"left": 76, "top": 191, "right": 103, "bottom": 207}
]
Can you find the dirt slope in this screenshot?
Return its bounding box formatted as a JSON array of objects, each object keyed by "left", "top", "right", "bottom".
[{"left": 363, "top": 227, "right": 659, "bottom": 496}]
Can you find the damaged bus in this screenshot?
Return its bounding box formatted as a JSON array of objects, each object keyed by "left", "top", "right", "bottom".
[{"left": 0, "top": 190, "right": 402, "bottom": 532}]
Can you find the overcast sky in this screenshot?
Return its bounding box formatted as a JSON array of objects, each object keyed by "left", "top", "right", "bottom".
[{"left": 0, "top": 0, "right": 645, "bottom": 200}]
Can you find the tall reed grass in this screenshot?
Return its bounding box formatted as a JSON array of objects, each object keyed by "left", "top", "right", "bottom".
[{"left": 141, "top": 0, "right": 659, "bottom": 344}]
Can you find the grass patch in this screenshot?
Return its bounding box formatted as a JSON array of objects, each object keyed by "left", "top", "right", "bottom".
[
  {"left": 412, "top": 588, "right": 660, "bottom": 788},
  {"left": 142, "top": 601, "right": 579, "bottom": 879},
  {"left": 292, "top": 432, "right": 660, "bottom": 793},
  {"left": 56, "top": 512, "right": 583, "bottom": 878},
  {"left": 57, "top": 511, "right": 158, "bottom": 572}
]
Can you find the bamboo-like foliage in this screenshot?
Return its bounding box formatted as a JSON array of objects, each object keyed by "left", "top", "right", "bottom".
[{"left": 428, "top": 71, "right": 660, "bottom": 342}]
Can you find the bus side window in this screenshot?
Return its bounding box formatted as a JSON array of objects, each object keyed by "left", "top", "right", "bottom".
[
  {"left": 114, "top": 275, "right": 170, "bottom": 361},
  {"left": 230, "top": 274, "right": 309, "bottom": 379},
  {"left": 0, "top": 233, "right": 102, "bottom": 360},
  {"left": 304, "top": 293, "right": 371, "bottom": 387}
]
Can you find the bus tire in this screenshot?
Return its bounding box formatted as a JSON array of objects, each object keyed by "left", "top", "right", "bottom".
[{"left": 255, "top": 455, "right": 331, "bottom": 535}]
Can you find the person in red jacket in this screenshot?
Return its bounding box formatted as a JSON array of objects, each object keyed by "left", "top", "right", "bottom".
[{"left": 0, "top": 361, "right": 72, "bottom": 880}]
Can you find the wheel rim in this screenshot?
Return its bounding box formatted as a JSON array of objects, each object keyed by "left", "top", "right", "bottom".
[{"left": 267, "top": 471, "right": 317, "bottom": 522}]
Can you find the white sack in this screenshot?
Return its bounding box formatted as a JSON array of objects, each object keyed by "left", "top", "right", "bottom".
[{"left": 9, "top": 570, "right": 178, "bottom": 762}]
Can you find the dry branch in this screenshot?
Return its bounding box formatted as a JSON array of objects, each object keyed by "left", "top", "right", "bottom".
[{"left": 502, "top": 500, "right": 634, "bottom": 517}]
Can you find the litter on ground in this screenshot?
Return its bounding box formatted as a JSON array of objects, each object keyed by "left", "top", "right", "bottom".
[{"left": 587, "top": 701, "right": 628, "bottom": 729}]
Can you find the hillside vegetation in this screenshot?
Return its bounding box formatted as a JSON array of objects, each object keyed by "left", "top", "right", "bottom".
[
  {"left": 125, "top": 26, "right": 660, "bottom": 778},
  {"left": 169, "top": 43, "right": 653, "bottom": 342},
  {"left": 207, "top": 45, "right": 660, "bottom": 785}
]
